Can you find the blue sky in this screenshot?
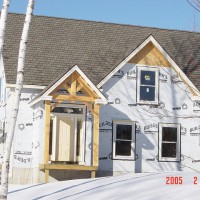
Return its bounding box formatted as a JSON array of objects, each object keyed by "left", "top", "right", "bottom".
[{"left": 1, "top": 0, "right": 200, "bottom": 32}]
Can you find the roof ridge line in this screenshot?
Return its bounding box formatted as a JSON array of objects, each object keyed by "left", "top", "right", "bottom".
[{"left": 8, "top": 12, "right": 200, "bottom": 35}]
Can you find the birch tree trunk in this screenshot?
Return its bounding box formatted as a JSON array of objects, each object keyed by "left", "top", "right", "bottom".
[
  {"left": 0, "top": 0, "right": 35, "bottom": 199},
  {"left": 0, "top": 0, "right": 10, "bottom": 55},
  {"left": 0, "top": 0, "right": 10, "bottom": 198}
]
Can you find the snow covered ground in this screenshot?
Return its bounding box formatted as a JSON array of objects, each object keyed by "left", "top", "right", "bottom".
[{"left": 8, "top": 171, "right": 200, "bottom": 200}]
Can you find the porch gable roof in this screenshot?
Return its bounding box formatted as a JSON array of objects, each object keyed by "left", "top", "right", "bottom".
[{"left": 29, "top": 65, "right": 107, "bottom": 106}]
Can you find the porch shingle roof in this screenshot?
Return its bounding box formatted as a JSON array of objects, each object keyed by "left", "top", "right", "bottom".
[{"left": 3, "top": 13, "right": 200, "bottom": 89}]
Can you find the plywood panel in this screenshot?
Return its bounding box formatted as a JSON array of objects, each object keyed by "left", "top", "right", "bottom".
[{"left": 128, "top": 42, "right": 171, "bottom": 67}]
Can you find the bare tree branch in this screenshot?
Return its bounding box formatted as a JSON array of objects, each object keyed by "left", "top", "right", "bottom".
[
  {"left": 192, "top": 0, "right": 200, "bottom": 8},
  {"left": 187, "top": 0, "right": 200, "bottom": 12}
]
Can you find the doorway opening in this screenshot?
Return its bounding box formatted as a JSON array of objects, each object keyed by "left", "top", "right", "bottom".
[{"left": 49, "top": 104, "right": 86, "bottom": 165}]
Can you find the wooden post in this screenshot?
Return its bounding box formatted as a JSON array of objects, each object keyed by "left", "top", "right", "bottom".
[
  {"left": 91, "top": 170, "right": 96, "bottom": 178},
  {"left": 44, "top": 100, "right": 51, "bottom": 183},
  {"left": 93, "top": 104, "right": 100, "bottom": 167},
  {"left": 71, "top": 73, "right": 77, "bottom": 95},
  {"left": 45, "top": 169, "right": 49, "bottom": 183}
]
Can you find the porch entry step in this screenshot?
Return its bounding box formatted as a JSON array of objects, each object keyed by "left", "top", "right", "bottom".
[{"left": 50, "top": 161, "right": 79, "bottom": 165}]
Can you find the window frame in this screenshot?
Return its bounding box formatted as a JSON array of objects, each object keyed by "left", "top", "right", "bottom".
[
  {"left": 137, "top": 66, "right": 159, "bottom": 105},
  {"left": 158, "top": 123, "right": 181, "bottom": 162},
  {"left": 112, "top": 120, "right": 135, "bottom": 160}
]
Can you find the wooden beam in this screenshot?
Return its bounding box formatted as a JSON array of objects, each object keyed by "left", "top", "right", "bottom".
[
  {"left": 39, "top": 164, "right": 98, "bottom": 171},
  {"left": 71, "top": 73, "right": 77, "bottom": 95},
  {"left": 93, "top": 104, "right": 100, "bottom": 167},
  {"left": 76, "top": 84, "right": 83, "bottom": 92},
  {"left": 76, "top": 76, "right": 98, "bottom": 98},
  {"left": 50, "top": 77, "right": 70, "bottom": 95},
  {"left": 51, "top": 100, "right": 63, "bottom": 111},
  {"left": 44, "top": 101, "right": 51, "bottom": 164},
  {"left": 45, "top": 169, "right": 49, "bottom": 183},
  {"left": 53, "top": 94, "right": 96, "bottom": 102},
  {"left": 80, "top": 88, "right": 91, "bottom": 98},
  {"left": 63, "top": 83, "right": 72, "bottom": 94},
  {"left": 91, "top": 171, "right": 96, "bottom": 178},
  {"left": 60, "top": 81, "right": 93, "bottom": 102}
]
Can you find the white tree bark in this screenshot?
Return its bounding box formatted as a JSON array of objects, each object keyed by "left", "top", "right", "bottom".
[
  {"left": 0, "top": 0, "right": 35, "bottom": 199},
  {"left": 0, "top": 0, "right": 10, "bottom": 199},
  {"left": 0, "top": 0, "right": 10, "bottom": 54}
]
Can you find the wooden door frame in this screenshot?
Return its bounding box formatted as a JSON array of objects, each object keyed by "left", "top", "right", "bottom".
[{"left": 49, "top": 104, "right": 86, "bottom": 164}]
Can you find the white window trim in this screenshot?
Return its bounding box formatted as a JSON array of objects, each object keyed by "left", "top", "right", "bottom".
[
  {"left": 113, "top": 120, "right": 135, "bottom": 160},
  {"left": 158, "top": 123, "right": 181, "bottom": 162},
  {"left": 137, "top": 66, "right": 159, "bottom": 105},
  {"left": 50, "top": 104, "right": 86, "bottom": 165}
]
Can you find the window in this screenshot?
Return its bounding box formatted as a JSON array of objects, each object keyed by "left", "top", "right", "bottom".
[
  {"left": 137, "top": 66, "right": 159, "bottom": 104},
  {"left": 158, "top": 123, "right": 181, "bottom": 162},
  {"left": 52, "top": 107, "right": 83, "bottom": 114},
  {"left": 113, "top": 120, "right": 135, "bottom": 160}
]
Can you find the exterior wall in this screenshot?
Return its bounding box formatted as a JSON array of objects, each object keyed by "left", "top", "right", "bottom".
[
  {"left": 13, "top": 88, "right": 40, "bottom": 170},
  {"left": 0, "top": 86, "right": 42, "bottom": 184},
  {"left": 98, "top": 63, "right": 200, "bottom": 176}
]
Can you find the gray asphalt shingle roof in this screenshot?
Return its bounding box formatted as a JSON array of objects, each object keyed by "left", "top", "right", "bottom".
[{"left": 3, "top": 13, "right": 200, "bottom": 89}]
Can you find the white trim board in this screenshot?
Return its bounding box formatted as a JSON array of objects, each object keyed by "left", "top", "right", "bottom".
[
  {"left": 6, "top": 83, "right": 46, "bottom": 89},
  {"left": 97, "top": 35, "right": 200, "bottom": 96}
]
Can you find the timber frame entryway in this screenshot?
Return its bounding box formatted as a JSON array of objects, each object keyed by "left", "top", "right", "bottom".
[{"left": 33, "top": 65, "right": 107, "bottom": 182}]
